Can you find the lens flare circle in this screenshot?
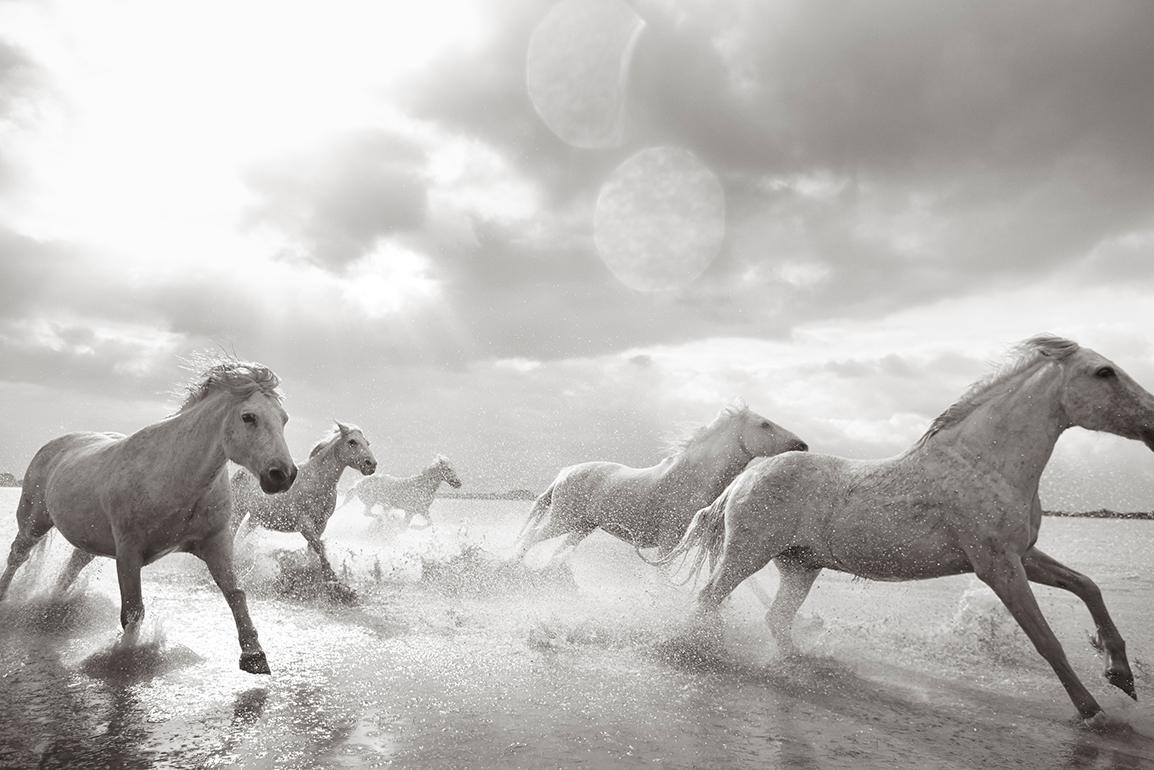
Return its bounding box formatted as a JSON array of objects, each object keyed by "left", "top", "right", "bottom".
[
  {"left": 526, "top": 0, "right": 646, "bottom": 149},
  {"left": 594, "top": 147, "right": 726, "bottom": 292}
]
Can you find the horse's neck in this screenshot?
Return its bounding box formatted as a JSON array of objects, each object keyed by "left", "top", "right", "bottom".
[
  {"left": 134, "top": 394, "right": 231, "bottom": 503},
  {"left": 300, "top": 444, "right": 345, "bottom": 489},
  {"left": 415, "top": 467, "right": 441, "bottom": 493},
  {"left": 930, "top": 364, "right": 1069, "bottom": 497},
  {"left": 670, "top": 430, "right": 747, "bottom": 496}
]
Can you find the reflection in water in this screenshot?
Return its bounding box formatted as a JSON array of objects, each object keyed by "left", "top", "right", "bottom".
[{"left": 232, "top": 687, "right": 268, "bottom": 725}]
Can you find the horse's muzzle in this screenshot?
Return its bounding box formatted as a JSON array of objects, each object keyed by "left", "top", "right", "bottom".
[
  {"left": 261, "top": 463, "right": 297, "bottom": 494},
  {"left": 361, "top": 460, "right": 377, "bottom": 476},
  {"left": 449, "top": 478, "right": 463, "bottom": 488},
  {"left": 1142, "top": 427, "right": 1154, "bottom": 452},
  {"left": 790, "top": 440, "right": 809, "bottom": 452}
]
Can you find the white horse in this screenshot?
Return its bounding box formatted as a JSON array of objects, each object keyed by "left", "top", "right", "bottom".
[
  {"left": 342, "top": 455, "right": 463, "bottom": 528},
  {"left": 231, "top": 422, "right": 377, "bottom": 581},
  {"left": 663, "top": 336, "right": 1153, "bottom": 720},
  {"left": 0, "top": 360, "right": 296, "bottom": 674},
  {"left": 514, "top": 402, "right": 807, "bottom": 564}
]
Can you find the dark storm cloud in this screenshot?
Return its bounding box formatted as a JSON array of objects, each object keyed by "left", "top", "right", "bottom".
[{"left": 242, "top": 130, "right": 430, "bottom": 268}]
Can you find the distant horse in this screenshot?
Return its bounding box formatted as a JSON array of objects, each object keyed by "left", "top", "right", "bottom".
[
  {"left": 342, "top": 455, "right": 462, "bottom": 529},
  {"left": 231, "top": 422, "right": 377, "bottom": 581},
  {"left": 662, "top": 336, "right": 1153, "bottom": 721},
  {"left": 514, "top": 401, "right": 807, "bottom": 565},
  {"left": 0, "top": 360, "right": 296, "bottom": 674}
]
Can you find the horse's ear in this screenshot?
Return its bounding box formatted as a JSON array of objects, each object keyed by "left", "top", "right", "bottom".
[{"left": 335, "top": 420, "right": 351, "bottom": 436}]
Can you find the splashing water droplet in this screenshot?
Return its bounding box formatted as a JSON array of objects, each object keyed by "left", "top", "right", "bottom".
[
  {"left": 594, "top": 147, "right": 726, "bottom": 292},
  {"left": 526, "top": 0, "right": 646, "bottom": 149}
]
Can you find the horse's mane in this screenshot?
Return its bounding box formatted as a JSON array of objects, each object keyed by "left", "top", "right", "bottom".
[
  {"left": 666, "top": 400, "right": 749, "bottom": 458},
  {"left": 177, "top": 356, "right": 282, "bottom": 413},
  {"left": 308, "top": 422, "right": 362, "bottom": 458},
  {"left": 916, "top": 335, "right": 1080, "bottom": 446}
]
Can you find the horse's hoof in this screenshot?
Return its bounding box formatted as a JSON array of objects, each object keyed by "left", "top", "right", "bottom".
[
  {"left": 1105, "top": 667, "right": 1137, "bottom": 700},
  {"left": 1081, "top": 709, "right": 1108, "bottom": 732},
  {"left": 240, "top": 652, "right": 271, "bottom": 675},
  {"left": 325, "top": 581, "right": 358, "bottom": 605}
]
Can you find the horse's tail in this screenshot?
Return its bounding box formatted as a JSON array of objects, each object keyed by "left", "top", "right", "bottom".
[
  {"left": 515, "top": 483, "right": 555, "bottom": 543},
  {"left": 638, "top": 488, "right": 730, "bottom": 586}
]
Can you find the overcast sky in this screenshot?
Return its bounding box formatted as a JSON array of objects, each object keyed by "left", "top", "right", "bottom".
[{"left": 1, "top": 0, "right": 1152, "bottom": 509}]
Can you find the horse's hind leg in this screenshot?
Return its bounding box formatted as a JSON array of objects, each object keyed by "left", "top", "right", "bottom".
[
  {"left": 515, "top": 515, "right": 578, "bottom": 562},
  {"left": 1023, "top": 547, "right": 1135, "bottom": 700},
  {"left": 697, "top": 536, "right": 779, "bottom": 615},
  {"left": 194, "top": 529, "right": 269, "bottom": 674},
  {"left": 55, "top": 547, "right": 97, "bottom": 596},
  {"left": 0, "top": 488, "right": 55, "bottom": 601},
  {"left": 545, "top": 524, "right": 597, "bottom": 568},
  {"left": 766, "top": 556, "right": 821, "bottom": 657},
  {"left": 300, "top": 524, "right": 338, "bottom": 581}
]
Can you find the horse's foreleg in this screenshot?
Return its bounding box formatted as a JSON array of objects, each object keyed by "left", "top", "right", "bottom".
[
  {"left": 195, "top": 530, "right": 269, "bottom": 674},
  {"left": 974, "top": 552, "right": 1101, "bottom": 719},
  {"left": 1022, "top": 547, "right": 1134, "bottom": 700},
  {"left": 55, "top": 547, "right": 97, "bottom": 596},
  {"left": 115, "top": 550, "right": 145, "bottom": 631},
  {"left": 300, "top": 526, "right": 337, "bottom": 581},
  {"left": 765, "top": 557, "right": 821, "bottom": 657}
]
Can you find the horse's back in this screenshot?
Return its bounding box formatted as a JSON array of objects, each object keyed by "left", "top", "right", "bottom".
[
  {"left": 734, "top": 450, "right": 972, "bottom": 579},
  {"left": 549, "top": 460, "right": 666, "bottom": 537}
]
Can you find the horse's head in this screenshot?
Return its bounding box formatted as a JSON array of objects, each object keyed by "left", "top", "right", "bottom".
[
  {"left": 334, "top": 421, "right": 378, "bottom": 476},
  {"left": 725, "top": 401, "right": 808, "bottom": 459},
  {"left": 223, "top": 389, "right": 297, "bottom": 494},
  {"left": 1055, "top": 345, "right": 1154, "bottom": 451},
  {"left": 435, "top": 455, "right": 463, "bottom": 488}
]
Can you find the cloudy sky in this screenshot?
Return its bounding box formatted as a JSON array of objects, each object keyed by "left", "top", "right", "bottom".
[{"left": 1, "top": 0, "right": 1152, "bottom": 509}]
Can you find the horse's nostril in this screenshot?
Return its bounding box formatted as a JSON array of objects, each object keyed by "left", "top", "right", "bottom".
[{"left": 795, "top": 441, "right": 809, "bottom": 452}]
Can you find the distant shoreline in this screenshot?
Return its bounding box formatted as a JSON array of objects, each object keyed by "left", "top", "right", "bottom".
[
  {"left": 436, "top": 491, "right": 1153, "bottom": 519},
  {"left": 1043, "top": 509, "right": 1154, "bottom": 521},
  {"left": 1, "top": 481, "right": 1150, "bottom": 519}
]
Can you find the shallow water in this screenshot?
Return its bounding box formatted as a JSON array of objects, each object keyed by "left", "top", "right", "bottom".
[{"left": 1, "top": 487, "right": 1153, "bottom": 769}]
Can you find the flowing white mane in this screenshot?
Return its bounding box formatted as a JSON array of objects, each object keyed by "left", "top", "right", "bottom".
[
  {"left": 308, "top": 422, "right": 362, "bottom": 458},
  {"left": 666, "top": 401, "right": 749, "bottom": 458},
  {"left": 917, "top": 335, "right": 1080, "bottom": 445},
  {"left": 177, "top": 356, "right": 282, "bottom": 413}
]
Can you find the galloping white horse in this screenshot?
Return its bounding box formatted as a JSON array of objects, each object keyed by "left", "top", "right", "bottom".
[
  {"left": 343, "top": 455, "right": 463, "bottom": 528},
  {"left": 231, "top": 421, "right": 377, "bottom": 580},
  {"left": 663, "top": 336, "right": 1153, "bottom": 720},
  {"left": 514, "top": 402, "right": 807, "bottom": 564},
  {"left": 0, "top": 360, "right": 296, "bottom": 674}
]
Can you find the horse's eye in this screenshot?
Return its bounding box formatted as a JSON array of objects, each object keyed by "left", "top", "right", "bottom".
[
  {"left": 1095, "top": 366, "right": 1116, "bottom": 379},
  {"left": 241, "top": 413, "right": 257, "bottom": 425},
  {"left": 347, "top": 439, "right": 357, "bottom": 447},
  {"left": 760, "top": 421, "right": 771, "bottom": 429}
]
